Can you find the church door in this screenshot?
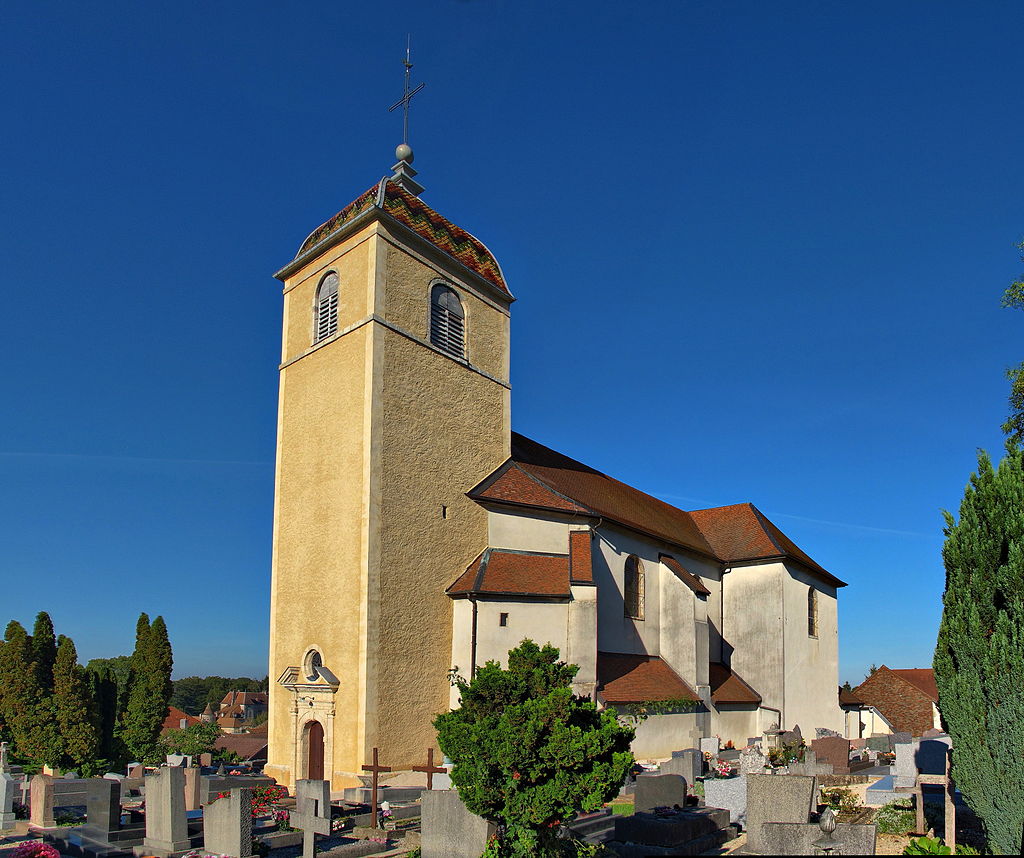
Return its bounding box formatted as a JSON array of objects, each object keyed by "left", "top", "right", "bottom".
[{"left": 306, "top": 720, "right": 324, "bottom": 780}]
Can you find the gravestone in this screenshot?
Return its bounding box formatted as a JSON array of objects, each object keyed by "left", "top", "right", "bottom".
[
  {"left": 128, "top": 765, "right": 145, "bottom": 778},
  {"left": 703, "top": 775, "right": 747, "bottom": 827},
  {"left": 165, "top": 755, "right": 188, "bottom": 768},
  {"left": 917, "top": 735, "right": 952, "bottom": 775},
  {"left": 892, "top": 731, "right": 912, "bottom": 745},
  {"left": 811, "top": 737, "right": 852, "bottom": 775},
  {"left": 183, "top": 767, "right": 201, "bottom": 811},
  {"left": 141, "top": 766, "right": 191, "bottom": 857},
  {"left": 894, "top": 741, "right": 917, "bottom": 788},
  {"left": 30, "top": 773, "right": 56, "bottom": 828},
  {"left": 745, "top": 773, "right": 816, "bottom": 854},
  {"left": 699, "top": 737, "right": 720, "bottom": 756},
  {"left": 83, "top": 777, "right": 121, "bottom": 839},
  {"left": 290, "top": 779, "right": 332, "bottom": 858},
  {"left": 760, "top": 821, "right": 877, "bottom": 855},
  {"left": 1, "top": 771, "right": 16, "bottom": 831},
  {"left": 198, "top": 754, "right": 213, "bottom": 768},
  {"left": 738, "top": 744, "right": 767, "bottom": 775},
  {"left": 634, "top": 773, "right": 687, "bottom": 814},
  {"left": 780, "top": 724, "right": 803, "bottom": 747},
  {"left": 661, "top": 749, "right": 701, "bottom": 784},
  {"left": 867, "top": 735, "right": 892, "bottom": 752},
  {"left": 204, "top": 788, "right": 255, "bottom": 858},
  {"left": 850, "top": 737, "right": 866, "bottom": 749},
  {"left": 420, "top": 789, "right": 496, "bottom": 858}
]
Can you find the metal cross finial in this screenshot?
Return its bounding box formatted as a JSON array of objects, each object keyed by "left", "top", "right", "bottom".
[{"left": 389, "top": 35, "right": 425, "bottom": 147}]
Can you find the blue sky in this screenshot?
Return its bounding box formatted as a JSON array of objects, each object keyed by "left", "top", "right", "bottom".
[{"left": 1, "top": 1, "right": 1020, "bottom": 686}]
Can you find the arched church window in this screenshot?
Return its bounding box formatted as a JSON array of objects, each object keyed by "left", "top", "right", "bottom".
[
  {"left": 314, "top": 272, "right": 339, "bottom": 343},
  {"left": 808, "top": 587, "right": 818, "bottom": 637},
  {"left": 430, "top": 283, "right": 465, "bottom": 359},
  {"left": 624, "top": 555, "right": 645, "bottom": 620}
]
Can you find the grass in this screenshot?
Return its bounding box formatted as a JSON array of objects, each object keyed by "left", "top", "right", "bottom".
[{"left": 609, "top": 801, "right": 634, "bottom": 816}]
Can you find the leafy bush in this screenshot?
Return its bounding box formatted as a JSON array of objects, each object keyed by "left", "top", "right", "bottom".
[
  {"left": 875, "top": 799, "right": 916, "bottom": 835},
  {"left": 820, "top": 787, "right": 859, "bottom": 814},
  {"left": 903, "top": 835, "right": 951, "bottom": 855}
]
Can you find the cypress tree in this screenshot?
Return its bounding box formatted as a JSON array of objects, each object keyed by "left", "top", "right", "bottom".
[
  {"left": 934, "top": 442, "right": 1024, "bottom": 855},
  {"left": 54, "top": 635, "right": 100, "bottom": 773},
  {"left": 0, "top": 621, "right": 60, "bottom": 767},
  {"left": 150, "top": 616, "right": 174, "bottom": 708},
  {"left": 118, "top": 613, "right": 174, "bottom": 764},
  {"left": 31, "top": 612, "right": 57, "bottom": 692}
]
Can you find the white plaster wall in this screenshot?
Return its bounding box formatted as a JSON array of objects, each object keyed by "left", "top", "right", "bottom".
[
  {"left": 782, "top": 563, "right": 844, "bottom": 733},
  {"left": 722, "top": 563, "right": 785, "bottom": 723},
  {"left": 711, "top": 705, "right": 759, "bottom": 747},
  {"left": 629, "top": 712, "right": 700, "bottom": 760},
  {"left": 450, "top": 598, "right": 474, "bottom": 709},
  {"left": 474, "top": 599, "right": 569, "bottom": 668},
  {"left": 488, "top": 509, "right": 570, "bottom": 554}
]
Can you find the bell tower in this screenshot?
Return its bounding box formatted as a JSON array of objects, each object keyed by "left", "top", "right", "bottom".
[{"left": 264, "top": 144, "right": 513, "bottom": 788}]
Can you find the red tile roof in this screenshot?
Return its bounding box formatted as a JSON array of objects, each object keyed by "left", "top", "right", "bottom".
[
  {"left": 689, "top": 503, "right": 845, "bottom": 587},
  {"left": 161, "top": 706, "right": 201, "bottom": 733},
  {"left": 214, "top": 734, "right": 268, "bottom": 762},
  {"left": 447, "top": 548, "right": 571, "bottom": 597},
  {"left": 852, "top": 666, "right": 938, "bottom": 736},
  {"left": 220, "top": 691, "right": 268, "bottom": 706},
  {"left": 660, "top": 554, "right": 711, "bottom": 596},
  {"left": 889, "top": 669, "right": 939, "bottom": 702},
  {"left": 839, "top": 687, "right": 863, "bottom": 706},
  {"left": 596, "top": 652, "right": 699, "bottom": 704},
  {"left": 292, "top": 179, "right": 510, "bottom": 296},
  {"left": 708, "top": 662, "right": 762, "bottom": 704}
]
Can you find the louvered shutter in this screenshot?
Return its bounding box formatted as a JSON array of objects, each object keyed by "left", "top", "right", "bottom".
[
  {"left": 430, "top": 285, "right": 465, "bottom": 359},
  {"left": 315, "top": 273, "right": 339, "bottom": 343}
]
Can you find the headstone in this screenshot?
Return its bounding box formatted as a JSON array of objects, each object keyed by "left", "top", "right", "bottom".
[
  {"left": 634, "top": 773, "right": 687, "bottom": 814},
  {"left": 780, "top": 724, "right": 803, "bottom": 746},
  {"left": 811, "top": 737, "right": 852, "bottom": 775},
  {"left": 183, "top": 767, "right": 201, "bottom": 812},
  {"left": 1, "top": 771, "right": 17, "bottom": 831},
  {"left": 699, "top": 737, "right": 720, "bottom": 756},
  {"left": 892, "top": 731, "right": 912, "bottom": 745},
  {"left": 30, "top": 773, "right": 56, "bottom": 828},
  {"left": 84, "top": 777, "right": 121, "bottom": 839},
  {"left": 894, "top": 741, "right": 917, "bottom": 788},
  {"left": 128, "top": 764, "right": 145, "bottom": 778},
  {"left": 141, "top": 766, "right": 191, "bottom": 857},
  {"left": 917, "top": 735, "right": 952, "bottom": 775},
  {"left": 289, "top": 779, "right": 332, "bottom": 858},
  {"left": 746, "top": 737, "right": 762, "bottom": 747},
  {"left": 199, "top": 754, "right": 213, "bottom": 768},
  {"left": 703, "top": 775, "right": 747, "bottom": 827},
  {"left": 0, "top": 741, "right": 10, "bottom": 773},
  {"left": 850, "top": 737, "right": 866, "bottom": 749},
  {"left": 204, "top": 788, "right": 255, "bottom": 858},
  {"left": 661, "top": 749, "right": 701, "bottom": 784},
  {"left": 921, "top": 728, "right": 944, "bottom": 738},
  {"left": 421, "top": 789, "right": 497, "bottom": 858},
  {"left": 761, "top": 821, "right": 877, "bottom": 855},
  {"left": 165, "top": 755, "right": 187, "bottom": 768},
  {"left": 867, "top": 735, "right": 892, "bottom": 752},
  {"left": 745, "top": 773, "right": 817, "bottom": 854},
  {"left": 815, "top": 727, "right": 842, "bottom": 739},
  {"left": 738, "top": 744, "right": 768, "bottom": 775}
]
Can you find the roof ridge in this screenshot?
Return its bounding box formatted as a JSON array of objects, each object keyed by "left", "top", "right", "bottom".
[{"left": 748, "top": 503, "right": 787, "bottom": 556}]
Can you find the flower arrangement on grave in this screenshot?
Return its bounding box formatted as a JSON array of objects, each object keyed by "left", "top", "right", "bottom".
[
  {"left": 250, "top": 784, "right": 288, "bottom": 816},
  {"left": 273, "top": 809, "right": 294, "bottom": 831},
  {"left": 11, "top": 842, "right": 61, "bottom": 858},
  {"left": 707, "top": 759, "right": 737, "bottom": 779}
]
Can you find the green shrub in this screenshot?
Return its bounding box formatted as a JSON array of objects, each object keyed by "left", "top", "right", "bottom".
[
  {"left": 954, "top": 845, "right": 980, "bottom": 855},
  {"left": 903, "top": 835, "right": 951, "bottom": 855},
  {"left": 820, "top": 787, "right": 859, "bottom": 813},
  {"left": 875, "top": 799, "right": 916, "bottom": 835}
]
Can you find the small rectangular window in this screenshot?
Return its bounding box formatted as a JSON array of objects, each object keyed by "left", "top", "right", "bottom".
[
  {"left": 441, "top": 505, "right": 448, "bottom": 519},
  {"left": 499, "top": 613, "right": 508, "bottom": 627}
]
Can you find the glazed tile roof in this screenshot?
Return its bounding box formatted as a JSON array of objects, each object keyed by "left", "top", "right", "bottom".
[
  {"left": 660, "top": 553, "right": 711, "bottom": 596},
  {"left": 708, "top": 662, "right": 762, "bottom": 704},
  {"left": 596, "top": 652, "right": 699, "bottom": 704},
  {"left": 293, "top": 178, "right": 510, "bottom": 296},
  {"left": 447, "top": 548, "right": 571, "bottom": 597}
]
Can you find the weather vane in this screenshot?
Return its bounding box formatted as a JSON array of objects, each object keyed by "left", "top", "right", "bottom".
[{"left": 389, "top": 35, "right": 425, "bottom": 154}]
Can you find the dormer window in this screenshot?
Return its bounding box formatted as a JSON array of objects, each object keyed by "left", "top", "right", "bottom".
[
  {"left": 430, "top": 283, "right": 465, "bottom": 359},
  {"left": 314, "top": 272, "right": 339, "bottom": 343}
]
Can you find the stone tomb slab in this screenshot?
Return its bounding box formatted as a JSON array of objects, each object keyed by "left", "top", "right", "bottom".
[
  {"left": 204, "top": 788, "right": 254, "bottom": 858},
  {"left": 420, "top": 789, "right": 496, "bottom": 858},
  {"left": 614, "top": 806, "right": 730, "bottom": 849},
  {"left": 660, "top": 749, "right": 701, "bottom": 784},
  {"left": 745, "top": 774, "right": 816, "bottom": 854},
  {"left": 760, "top": 821, "right": 877, "bottom": 855},
  {"left": 634, "top": 774, "right": 687, "bottom": 814},
  {"left": 703, "top": 775, "right": 746, "bottom": 828}
]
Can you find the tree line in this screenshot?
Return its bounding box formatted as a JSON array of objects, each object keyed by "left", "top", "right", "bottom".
[{"left": 0, "top": 611, "right": 172, "bottom": 774}]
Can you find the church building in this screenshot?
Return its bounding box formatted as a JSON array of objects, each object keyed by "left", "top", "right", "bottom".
[{"left": 264, "top": 146, "right": 846, "bottom": 790}]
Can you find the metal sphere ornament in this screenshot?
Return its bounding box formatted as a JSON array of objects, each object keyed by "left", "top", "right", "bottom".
[{"left": 395, "top": 143, "right": 414, "bottom": 163}]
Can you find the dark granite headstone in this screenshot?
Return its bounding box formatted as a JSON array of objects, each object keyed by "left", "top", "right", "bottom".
[
  {"left": 916, "top": 736, "right": 952, "bottom": 775},
  {"left": 811, "top": 737, "right": 852, "bottom": 775},
  {"left": 634, "top": 773, "right": 687, "bottom": 814},
  {"left": 85, "top": 777, "right": 120, "bottom": 836}
]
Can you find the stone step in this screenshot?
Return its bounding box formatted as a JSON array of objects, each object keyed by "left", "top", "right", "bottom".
[
  {"left": 567, "top": 808, "right": 616, "bottom": 842},
  {"left": 614, "top": 807, "right": 732, "bottom": 850},
  {"left": 612, "top": 823, "right": 736, "bottom": 857}
]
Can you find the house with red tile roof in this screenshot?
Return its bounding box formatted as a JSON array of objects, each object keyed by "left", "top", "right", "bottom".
[
  {"left": 160, "top": 706, "right": 201, "bottom": 734},
  {"left": 850, "top": 666, "right": 942, "bottom": 737},
  {"left": 265, "top": 150, "right": 848, "bottom": 787}
]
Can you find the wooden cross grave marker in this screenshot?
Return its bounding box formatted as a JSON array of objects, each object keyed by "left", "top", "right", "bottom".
[
  {"left": 412, "top": 748, "right": 447, "bottom": 790},
  {"left": 361, "top": 747, "right": 392, "bottom": 830},
  {"left": 289, "top": 779, "right": 332, "bottom": 858}
]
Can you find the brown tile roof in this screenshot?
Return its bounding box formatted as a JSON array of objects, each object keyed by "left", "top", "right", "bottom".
[
  {"left": 839, "top": 687, "right": 863, "bottom": 706},
  {"left": 708, "top": 662, "right": 762, "bottom": 704},
  {"left": 447, "top": 548, "right": 571, "bottom": 597},
  {"left": 852, "top": 665, "right": 938, "bottom": 736},
  {"left": 292, "top": 179, "right": 510, "bottom": 296},
  {"left": 569, "top": 530, "right": 594, "bottom": 584},
  {"left": 220, "top": 691, "right": 268, "bottom": 706},
  {"left": 660, "top": 553, "right": 711, "bottom": 596},
  {"left": 470, "top": 434, "right": 717, "bottom": 558},
  {"left": 214, "top": 734, "right": 268, "bottom": 762},
  {"left": 596, "top": 652, "right": 699, "bottom": 704},
  {"left": 889, "top": 669, "right": 939, "bottom": 702},
  {"left": 689, "top": 503, "right": 845, "bottom": 588},
  {"left": 161, "top": 706, "right": 201, "bottom": 733},
  {"left": 471, "top": 462, "right": 588, "bottom": 514}
]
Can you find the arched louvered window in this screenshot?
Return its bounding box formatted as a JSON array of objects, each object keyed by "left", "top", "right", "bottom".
[
  {"left": 430, "top": 283, "right": 465, "bottom": 359},
  {"left": 808, "top": 586, "right": 818, "bottom": 637},
  {"left": 624, "top": 555, "right": 645, "bottom": 620},
  {"left": 314, "top": 272, "right": 339, "bottom": 343}
]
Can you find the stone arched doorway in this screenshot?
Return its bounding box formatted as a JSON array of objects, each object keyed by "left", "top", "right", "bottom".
[{"left": 305, "top": 720, "right": 324, "bottom": 780}]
